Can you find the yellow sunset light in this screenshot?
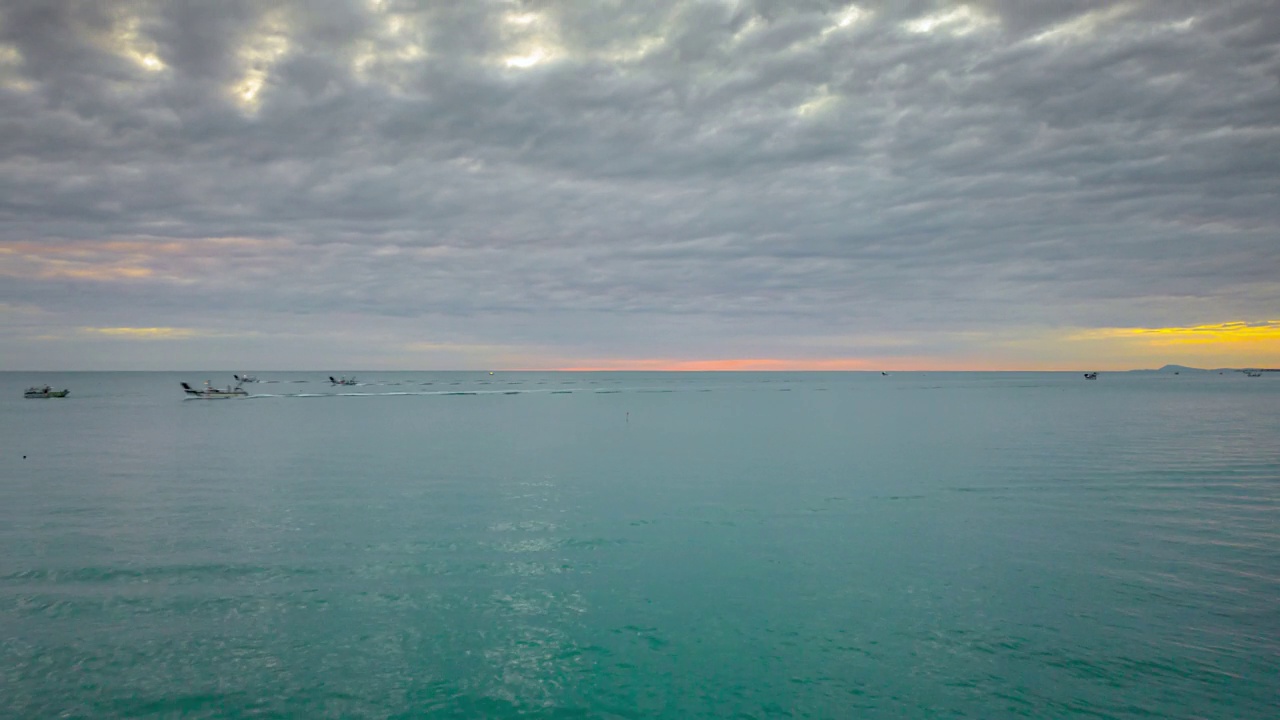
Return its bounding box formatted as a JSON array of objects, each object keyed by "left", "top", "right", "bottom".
[
  {"left": 505, "top": 48, "right": 549, "bottom": 69},
  {"left": 499, "top": 9, "right": 563, "bottom": 70},
  {"left": 505, "top": 12, "right": 539, "bottom": 26},
  {"left": 0, "top": 43, "right": 33, "bottom": 92},
  {"left": 836, "top": 5, "right": 866, "bottom": 29},
  {"left": 81, "top": 326, "right": 198, "bottom": 339},
  {"left": 105, "top": 13, "right": 167, "bottom": 73},
  {"left": 1068, "top": 321, "right": 1280, "bottom": 345},
  {"left": 230, "top": 11, "right": 290, "bottom": 112},
  {"left": 1055, "top": 321, "right": 1280, "bottom": 368},
  {"left": 237, "top": 75, "right": 264, "bottom": 104},
  {"left": 1030, "top": 5, "right": 1135, "bottom": 45},
  {"left": 796, "top": 86, "right": 837, "bottom": 116},
  {"left": 904, "top": 5, "right": 993, "bottom": 36}
]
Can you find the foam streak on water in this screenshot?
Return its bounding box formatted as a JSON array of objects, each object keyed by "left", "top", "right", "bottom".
[{"left": 2, "top": 371, "right": 1278, "bottom": 717}]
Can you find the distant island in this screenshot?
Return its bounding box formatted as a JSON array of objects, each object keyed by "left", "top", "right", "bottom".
[{"left": 1134, "top": 364, "right": 1278, "bottom": 373}]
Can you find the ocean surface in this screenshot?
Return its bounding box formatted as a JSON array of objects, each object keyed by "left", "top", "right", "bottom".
[{"left": 2, "top": 371, "right": 1278, "bottom": 718}]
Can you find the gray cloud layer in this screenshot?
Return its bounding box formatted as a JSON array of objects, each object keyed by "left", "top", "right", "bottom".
[{"left": 1, "top": 0, "right": 1277, "bottom": 368}]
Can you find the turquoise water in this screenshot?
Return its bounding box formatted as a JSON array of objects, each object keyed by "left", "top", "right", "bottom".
[{"left": 2, "top": 371, "right": 1278, "bottom": 718}]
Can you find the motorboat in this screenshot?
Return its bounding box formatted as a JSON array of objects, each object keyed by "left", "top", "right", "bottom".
[
  {"left": 181, "top": 381, "right": 249, "bottom": 399},
  {"left": 1083, "top": 372, "right": 1098, "bottom": 380},
  {"left": 329, "top": 376, "right": 358, "bottom": 386},
  {"left": 24, "top": 385, "right": 69, "bottom": 398},
  {"left": 234, "top": 374, "right": 259, "bottom": 383}
]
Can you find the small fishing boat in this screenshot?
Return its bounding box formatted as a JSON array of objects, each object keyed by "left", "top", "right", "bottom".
[
  {"left": 24, "top": 385, "right": 69, "bottom": 398},
  {"left": 329, "top": 376, "right": 358, "bottom": 386},
  {"left": 1083, "top": 372, "right": 1098, "bottom": 380},
  {"left": 234, "top": 374, "right": 259, "bottom": 383},
  {"left": 181, "top": 381, "right": 248, "bottom": 399}
]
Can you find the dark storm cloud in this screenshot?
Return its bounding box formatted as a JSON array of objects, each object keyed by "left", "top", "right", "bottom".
[{"left": 1, "top": 0, "right": 1277, "bottom": 367}]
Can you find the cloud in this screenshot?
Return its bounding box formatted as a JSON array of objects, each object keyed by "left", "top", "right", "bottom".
[{"left": 0, "top": 0, "right": 1277, "bottom": 368}]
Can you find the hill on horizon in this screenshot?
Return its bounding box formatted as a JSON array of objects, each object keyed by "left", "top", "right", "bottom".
[{"left": 1141, "top": 364, "right": 1275, "bottom": 373}]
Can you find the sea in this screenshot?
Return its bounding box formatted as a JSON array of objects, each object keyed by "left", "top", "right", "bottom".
[{"left": 1, "top": 371, "right": 1277, "bottom": 719}]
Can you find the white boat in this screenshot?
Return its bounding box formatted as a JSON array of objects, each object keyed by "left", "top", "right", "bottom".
[
  {"left": 329, "top": 376, "right": 358, "bottom": 386},
  {"left": 181, "top": 381, "right": 248, "bottom": 399},
  {"left": 234, "top": 374, "right": 259, "bottom": 383},
  {"left": 25, "top": 385, "right": 69, "bottom": 398},
  {"left": 1083, "top": 372, "right": 1098, "bottom": 380}
]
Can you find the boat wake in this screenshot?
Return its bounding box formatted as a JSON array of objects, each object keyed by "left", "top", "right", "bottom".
[{"left": 227, "top": 388, "right": 593, "bottom": 399}]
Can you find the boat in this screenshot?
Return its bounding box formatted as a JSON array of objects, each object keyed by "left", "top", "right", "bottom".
[
  {"left": 329, "top": 376, "right": 358, "bottom": 386},
  {"left": 234, "top": 374, "right": 259, "bottom": 383},
  {"left": 181, "top": 381, "right": 248, "bottom": 399},
  {"left": 24, "top": 385, "right": 69, "bottom": 398},
  {"left": 1245, "top": 370, "right": 1263, "bottom": 377},
  {"left": 1083, "top": 372, "right": 1097, "bottom": 380}
]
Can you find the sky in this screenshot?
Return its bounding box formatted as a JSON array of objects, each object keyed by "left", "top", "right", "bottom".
[{"left": 1, "top": 0, "right": 1278, "bottom": 371}]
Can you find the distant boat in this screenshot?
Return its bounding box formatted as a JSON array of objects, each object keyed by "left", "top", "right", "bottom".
[
  {"left": 234, "top": 374, "right": 259, "bottom": 383},
  {"left": 181, "top": 381, "right": 248, "bottom": 399},
  {"left": 329, "top": 376, "right": 358, "bottom": 386},
  {"left": 1245, "top": 370, "right": 1263, "bottom": 377},
  {"left": 24, "top": 385, "right": 69, "bottom": 398},
  {"left": 1083, "top": 372, "right": 1098, "bottom": 380},
  {"left": 881, "top": 372, "right": 889, "bottom": 376}
]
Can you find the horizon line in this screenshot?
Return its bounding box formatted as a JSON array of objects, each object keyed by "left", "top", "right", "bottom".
[{"left": 3, "top": 366, "right": 1272, "bottom": 373}]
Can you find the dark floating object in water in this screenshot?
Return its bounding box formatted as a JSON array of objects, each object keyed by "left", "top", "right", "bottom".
[
  {"left": 24, "top": 386, "right": 69, "bottom": 398},
  {"left": 1083, "top": 372, "right": 1097, "bottom": 380},
  {"left": 181, "top": 381, "right": 248, "bottom": 399}
]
